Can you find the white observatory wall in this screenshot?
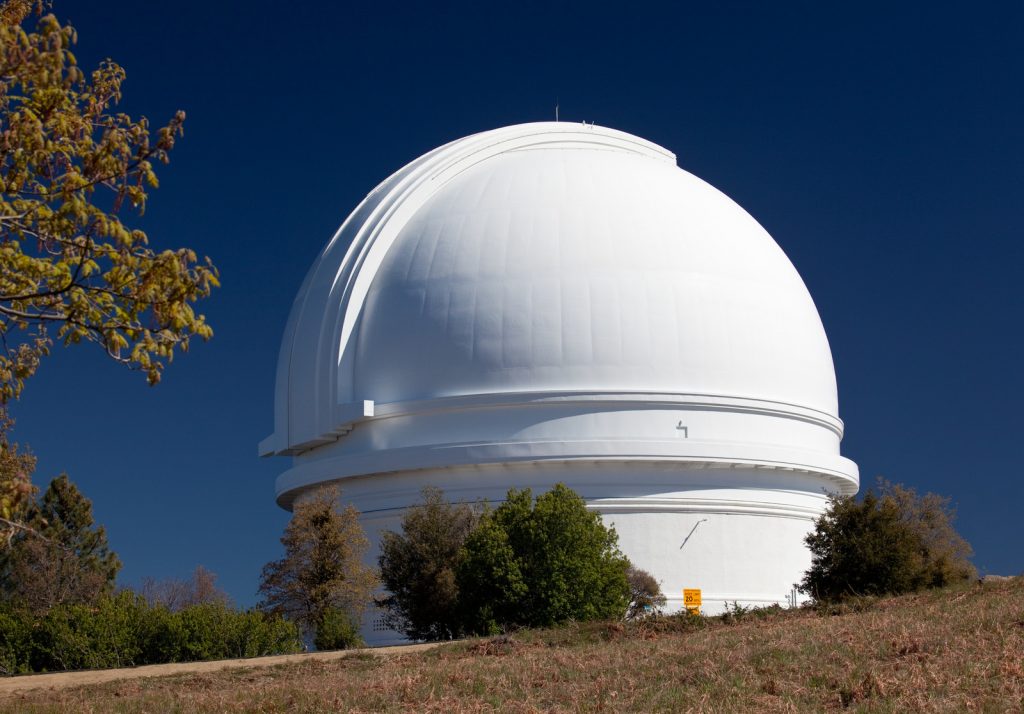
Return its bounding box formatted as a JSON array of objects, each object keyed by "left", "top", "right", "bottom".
[
  {"left": 603, "top": 511, "right": 814, "bottom": 610},
  {"left": 333, "top": 462, "right": 828, "bottom": 646}
]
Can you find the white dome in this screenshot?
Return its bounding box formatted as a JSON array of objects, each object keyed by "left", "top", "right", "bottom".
[
  {"left": 261, "top": 123, "right": 851, "bottom": 466},
  {"left": 263, "top": 123, "right": 858, "bottom": 641},
  {"left": 356, "top": 141, "right": 836, "bottom": 413}
]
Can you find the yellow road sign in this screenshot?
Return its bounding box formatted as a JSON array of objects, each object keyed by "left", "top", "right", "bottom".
[{"left": 683, "top": 588, "right": 701, "bottom": 614}]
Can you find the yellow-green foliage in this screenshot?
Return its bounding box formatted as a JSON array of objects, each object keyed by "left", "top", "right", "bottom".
[
  {"left": 0, "top": 8, "right": 218, "bottom": 403},
  {"left": 313, "top": 607, "right": 364, "bottom": 651},
  {"left": 0, "top": 410, "right": 34, "bottom": 534}
]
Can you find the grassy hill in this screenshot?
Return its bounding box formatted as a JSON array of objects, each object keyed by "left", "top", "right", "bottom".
[{"left": 4, "top": 577, "right": 1022, "bottom": 712}]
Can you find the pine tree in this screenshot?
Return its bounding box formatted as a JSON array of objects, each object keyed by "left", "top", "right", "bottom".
[{"left": 1, "top": 474, "right": 120, "bottom": 612}]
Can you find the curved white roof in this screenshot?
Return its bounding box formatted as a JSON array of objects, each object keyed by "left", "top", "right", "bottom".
[
  {"left": 262, "top": 123, "right": 852, "bottom": 495},
  {"left": 358, "top": 141, "right": 836, "bottom": 411}
]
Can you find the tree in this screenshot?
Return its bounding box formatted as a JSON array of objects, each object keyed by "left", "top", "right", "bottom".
[
  {"left": 800, "top": 480, "right": 975, "bottom": 602},
  {"left": 625, "top": 565, "right": 666, "bottom": 619},
  {"left": 139, "top": 565, "right": 230, "bottom": 612},
  {"left": 378, "top": 486, "right": 480, "bottom": 641},
  {"left": 876, "top": 479, "right": 975, "bottom": 587},
  {"left": 0, "top": 410, "right": 34, "bottom": 544},
  {"left": 0, "top": 473, "right": 120, "bottom": 612},
  {"left": 0, "top": 6, "right": 219, "bottom": 403},
  {"left": 0, "top": 2, "right": 217, "bottom": 544},
  {"left": 457, "top": 484, "right": 630, "bottom": 634},
  {"left": 0, "top": 1, "right": 44, "bottom": 28},
  {"left": 258, "top": 486, "right": 377, "bottom": 647}
]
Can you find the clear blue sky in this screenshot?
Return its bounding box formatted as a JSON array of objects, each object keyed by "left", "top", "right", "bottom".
[{"left": 11, "top": 1, "right": 1023, "bottom": 604}]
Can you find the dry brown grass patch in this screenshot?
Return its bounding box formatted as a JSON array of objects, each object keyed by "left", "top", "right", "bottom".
[{"left": 2, "top": 578, "right": 1022, "bottom": 712}]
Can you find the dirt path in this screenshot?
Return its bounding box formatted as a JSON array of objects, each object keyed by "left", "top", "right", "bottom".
[{"left": 0, "top": 642, "right": 445, "bottom": 695}]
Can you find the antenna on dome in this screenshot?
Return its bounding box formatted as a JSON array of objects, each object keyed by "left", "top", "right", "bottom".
[{"left": 555, "top": 99, "right": 559, "bottom": 122}]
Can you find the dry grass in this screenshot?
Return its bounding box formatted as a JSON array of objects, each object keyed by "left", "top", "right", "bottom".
[{"left": 3, "top": 578, "right": 1022, "bottom": 713}]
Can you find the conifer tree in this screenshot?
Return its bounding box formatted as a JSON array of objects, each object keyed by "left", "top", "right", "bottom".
[{"left": 1, "top": 474, "right": 120, "bottom": 612}]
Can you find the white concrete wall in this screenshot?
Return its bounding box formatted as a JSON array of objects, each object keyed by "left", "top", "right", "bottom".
[{"left": 341, "top": 461, "right": 828, "bottom": 646}]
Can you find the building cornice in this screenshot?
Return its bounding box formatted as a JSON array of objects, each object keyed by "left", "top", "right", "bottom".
[
  {"left": 261, "top": 389, "right": 845, "bottom": 457},
  {"left": 275, "top": 437, "right": 858, "bottom": 507}
]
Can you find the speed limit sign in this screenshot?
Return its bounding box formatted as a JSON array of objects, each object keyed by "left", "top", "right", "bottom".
[{"left": 683, "top": 588, "right": 702, "bottom": 614}]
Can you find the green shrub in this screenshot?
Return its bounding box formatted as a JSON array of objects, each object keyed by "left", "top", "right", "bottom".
[
  {"left": 32, "top": 604, "right": 110, "bottom": 671},
  {"left": 457, "top": 484, "right": 630, "bottom": 634},
  {"left": 800, "top": 481, "right": 975, "bottom": 603},
  {"left": 626, "top": 566, "right": 667, "bottom": 619},
  {"left": 157, "top": 603, "right": 302, "bottom": 662},
  {"left": 314, "top": 607, "right": 364, "bottom": 651},
  {"left": 229, "top": 609, "right": 302, "bottom": 658},
  {"left": 0, "top": 606, "right": 33, "bottom": 674},
  {"left": 0, "top": 592, "right": 301, "bottom": 673},
  {"left": 134, "top": 603, "right": 177, "bottom": 664},
  {"left": 31, "top": 591, "right": 149, "bottom": 671},
  {"left": 173, "top": 603, "right": 237, "bottom": 661}
]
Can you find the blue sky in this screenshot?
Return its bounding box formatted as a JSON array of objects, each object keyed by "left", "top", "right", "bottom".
[{"left": 10, "top": 1, "right": 1023, "bottom": 604}]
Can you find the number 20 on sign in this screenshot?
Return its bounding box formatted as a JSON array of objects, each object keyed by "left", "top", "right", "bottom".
[{"left": 683, "top": 588, "right": 701, "bottom": 615}]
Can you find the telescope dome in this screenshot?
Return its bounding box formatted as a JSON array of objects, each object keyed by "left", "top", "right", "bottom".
[
  {"left": 262, "top": 122, "right": 858, "bottom": 644},
  {"left": 355, "top": 138, "right": 837, "bottom": 414}
]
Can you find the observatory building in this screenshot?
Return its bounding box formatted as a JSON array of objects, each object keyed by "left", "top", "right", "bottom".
[{"left": 261, "top": 122, "right": 859, "bottom": 644}]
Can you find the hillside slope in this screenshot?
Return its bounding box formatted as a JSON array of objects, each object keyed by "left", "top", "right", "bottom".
[{"left": 3, "top": 578, "right": 1022, "bottom": 712}]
